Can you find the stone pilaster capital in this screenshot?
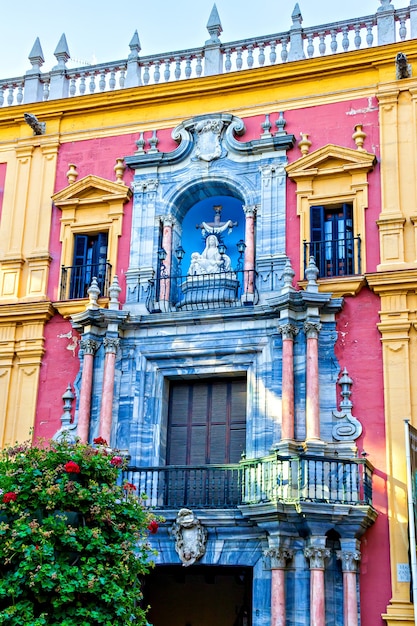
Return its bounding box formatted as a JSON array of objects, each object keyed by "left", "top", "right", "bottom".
[
  {"left": 80, "top": 338, "right": 100, "bottom": 356},
  {"left": 277, "top": 323, "right": 299, "bottom": 341},
  {"left": 303, "top": 321, "right": 322, "bottom": 338},
  {"left": 132, "top": 178, "right": 159, "bottom": 193},
  {"left": 243, "top": 204, "right": 257, "bottom": 218},
  {"left": 160, "top": 214, "right": 175, "bottom": 228},
  {"left": 103, "top": 337, "right": 120, "bottom": 354},
  {"left": 304, "top": 547, "right": 330, "bottom": 570},
  {"left": 264, "top": 547, "right": 294, "bottom": 569},
  {"left": 336, "top": 550, "right": 361, "bottom": 572}
]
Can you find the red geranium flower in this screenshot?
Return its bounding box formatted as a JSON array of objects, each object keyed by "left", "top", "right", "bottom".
[
  {"left": 123, "top": 482, "right": 136, "bottom": 492},
  {"left": 64, "top": 461, "right": 81, "bottom": 473},
  {"left": 110, "top": 456, "right": 123, "bottom": 467},
  {"left": 93, "top": 437, "right": 108, "bottom": 446},
  {"left": 147, "top": 520, "right": 159, "bottom": 534},
  {"left": 2, "top": 491, "right": 17, "bottom": 503}
]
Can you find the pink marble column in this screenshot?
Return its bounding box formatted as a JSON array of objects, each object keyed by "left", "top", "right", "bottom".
[
  {"left": 159, "top": 216, "right": 174, "bottom": 303},
  {"left": 305, "top": 545, "right": 330, "bottom": 626},
  {"left": 278, "top": 324, "right": 298, "bottom": 441},
  {"left": 77, "top": 338, "right": 99, "bottom": 443},
  {"left": 98, "top": 337, "right": 120, "bottom": 445},
  {"left": 337, "top": 550, "right": 361, "bottom": 626},
  {"left": 267, "top": 548, "right": 293, "bottom": 626},
  {"left": 304, "top": 321, "right": 322, "bottom": 441},
  {"left": 243, "top": 205, "right": 256, "bottom": 297}
]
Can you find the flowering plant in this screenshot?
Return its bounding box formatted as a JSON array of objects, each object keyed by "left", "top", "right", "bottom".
[{"left": 0, "top": 438, "right": 161, "bottom": 625}]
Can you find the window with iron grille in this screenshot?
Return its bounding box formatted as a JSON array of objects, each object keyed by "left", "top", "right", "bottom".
[{"left": 308, "top": 203, "right": 360, "bottom": 278}]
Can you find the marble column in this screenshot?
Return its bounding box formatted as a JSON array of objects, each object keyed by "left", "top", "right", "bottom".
[
  {"left": 305, "top": 545, "right": 330, "bottom": 626},
  {"left": 265, "top": 547, "right": 293, "bottom": 626},
  {"left": 160, "top": 215, "right": 174, "bottom": 303},
  {"left": 243, "top": 205, "right": 256, "bottom": 297},
  {"left": 337, "top": 549, "right": 361, "bottom": 626},
  {"left": 77, "top": 338, "right": 99, "bottom": 443},
  {"left": 277, "top": 323, "right": 298, "bottom": 441},
  {"left": 304, "top": 321, "right": 322, "bottom": 441},
  {"left": 99, "top": 337, "right": 120, "bottom": 444}
]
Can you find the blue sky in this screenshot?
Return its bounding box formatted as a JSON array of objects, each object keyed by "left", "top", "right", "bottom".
[{"left": 0, "top": 0, "right": 410, "bottom": 78}]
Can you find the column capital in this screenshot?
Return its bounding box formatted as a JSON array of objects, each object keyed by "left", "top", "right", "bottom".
[
  {"left": 243, "top": 204, "right": 258, "bottom": 218},
  {"left": 103, "top": 337, "right": 120, "bottom": 354},
  {"left": 160, "top": 214, "right": 175, "bottom": 227},
  {"left": 79, "top": 338, "right": 100, "bottom": 356},
  {"left": 304, "top": 321, "right": 322, "bottom": 338},
  {"left": 304, "top": 547, "right": 330, "bottom": 570},
  {"left": 336, "top": 550, "right": 361, "bottom": 572},
  {"left": 132, "top": 178, "right": 159, "bottom": 193},
  {"left": 277, "top": 323, "right": 299, "bottom": 341},
  {"left": 265, "top": 547, "right": 294, "bottom": 569}
]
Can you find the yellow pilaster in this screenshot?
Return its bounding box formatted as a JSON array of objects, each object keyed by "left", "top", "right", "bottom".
[
  {"left": 372, "top": 76, "right": 417, "bottom": 626},
  {"left": 0, "top": 303, "right": 54, "bottom": 448}
]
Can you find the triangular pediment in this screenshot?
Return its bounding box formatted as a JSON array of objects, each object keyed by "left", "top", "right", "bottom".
[
  {"left": 286, "top": 144, "right": 376, "bottom": 179},
  {"left": 52, "top": 174, "right": 131, "bottom": 206}
]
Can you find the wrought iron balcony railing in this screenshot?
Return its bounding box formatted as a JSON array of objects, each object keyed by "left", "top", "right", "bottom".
[
  {"left": 122, "top": 454, "right": 373, "bottom": 510},
  {"left": 59, "top": 262, "right": 112, "bottom": 300},
  {"left": 303, "top": 236, "right": 361, "bottom": 279},
  {"left": 146, "top": 268, "right": 258, "bottom": 313}
]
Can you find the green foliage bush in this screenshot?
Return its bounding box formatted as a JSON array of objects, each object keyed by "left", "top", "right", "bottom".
[{"left": 0, "top": 438, "right": 159, "bottom": 625}]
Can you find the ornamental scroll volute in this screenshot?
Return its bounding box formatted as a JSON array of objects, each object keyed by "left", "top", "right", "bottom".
[{"left": 171, "top": 508, "right": 207, "bottom": 567}]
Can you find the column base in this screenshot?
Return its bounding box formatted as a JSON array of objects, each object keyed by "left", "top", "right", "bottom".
[
  {"left": 273, "top": 439, "right": 300, "bottom": 456},
  {"left": 382, "top": 601, "right": 415, "bottom": 625},
  {"left": 303, "top": 439, "right": 326, "bottom": 455}
]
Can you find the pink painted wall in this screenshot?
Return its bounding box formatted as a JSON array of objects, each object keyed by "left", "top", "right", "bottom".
[
  {"left": 49, "top": 133, "right": 135, "bottom": 303},
  {"left": 34, "top": 315, "right": 81, "bottom": 441},
  {"left": 334, "top": 290, "right": 389, "bottom": 625}
]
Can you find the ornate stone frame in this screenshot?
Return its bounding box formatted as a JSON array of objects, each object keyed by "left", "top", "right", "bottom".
[
  {"left": 51, "top": 175, "right": 131, "bottom": 316},
  {"left": 286, "top": 144, "right": 376, "bottom": 296}
]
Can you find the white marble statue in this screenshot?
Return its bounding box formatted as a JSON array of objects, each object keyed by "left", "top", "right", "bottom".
[{"left": 187, "top": 234, "right": 231, "bottom": 276}]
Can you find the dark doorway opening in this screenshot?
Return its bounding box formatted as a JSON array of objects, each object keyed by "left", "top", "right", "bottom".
[{"left": 143, "top": 565, "right": 252, "bottom": 626}]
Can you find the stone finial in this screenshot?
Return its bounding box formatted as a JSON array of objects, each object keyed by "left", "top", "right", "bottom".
[
  {"left": 275, "top": 111, "right": 287, "bottom": 135},
  {"left": 261, "top": 114, "right": 272, "bottom": 138},
  {"left": 66, "top": 163, "right": 78, "bottom": 185},
  {"left": 305, "top": 256, "right": 319, "bottom": 291},
  {"left": 128, "top": 30, "right": 142, "bottom": 60},
  {"left": 332, "top": 367, "right": 363, "bottom": 441},
  {"left": 281, "top": 258, "right": 296, "bottom": 292},
  {"left": 298, "top": 132, "right": 312, "bottom": 155},
  {"left": 87, "top": 277, "right": 101, "bottom": 309},
  {"left": 114, "top": 158, "right": 126, "bottom": 184},
  {"left": 352, "top": 124, "right": 366, "bottom": 151},
  {"left": 206, "top": 4, "right": 223, "bottom": 43},
  {"left": 60, "top": 383, "right": 75, "bottom": 429},
  {"left": 291, "top": 3, "right": 303, "bottom": 27},
  {"left": 135, "top": 132, "right": 146, "bottom": 154},
  {"left": 108, "top": 275, "right": 122, "bottom": 310},
  {"left": 148, "top": 130, "right": 159, "bottom": 153},
  {"left": 53, "top": 33, "right": 70, "bottom": 69},
  {"left": 27, "top": 37, "right": 44, "bottom": 74},
  {"left": 378, "top": 0, "right": 393, "bottom": 12}
]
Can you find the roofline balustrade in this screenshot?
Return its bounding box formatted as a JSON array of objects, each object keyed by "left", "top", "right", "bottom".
[{"left": 2, "top": 2, "right": 416, "bottom": 108}]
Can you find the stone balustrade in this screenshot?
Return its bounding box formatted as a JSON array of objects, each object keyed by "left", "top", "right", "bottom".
[{"left": 1, "top": 1, "right": 416, "bottom": 107}]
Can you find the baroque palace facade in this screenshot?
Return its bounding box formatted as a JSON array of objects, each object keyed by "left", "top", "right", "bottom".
[{"left": 1, "top": 1, "right": 417, "bottom": 624}]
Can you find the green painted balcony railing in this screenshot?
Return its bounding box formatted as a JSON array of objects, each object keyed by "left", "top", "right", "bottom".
[{"left": 122, "top": 454, "right": 373, "bottom": 510}]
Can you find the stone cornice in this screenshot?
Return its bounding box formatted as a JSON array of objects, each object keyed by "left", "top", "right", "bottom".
[
  {"left": 366, "top": 270, "right": 417, "bottom": 292},
  {"left": 0, "top": 301, "right": 55, "bottom": 323}
]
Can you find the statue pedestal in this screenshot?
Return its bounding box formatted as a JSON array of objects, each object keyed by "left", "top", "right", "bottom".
[{"left": 178, "top": 274, "right": 239, "bottom": 307}]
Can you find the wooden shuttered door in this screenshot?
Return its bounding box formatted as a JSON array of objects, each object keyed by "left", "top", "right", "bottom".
[{"left": 167, "top": 378, "right": 247, "bottom": 466}]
